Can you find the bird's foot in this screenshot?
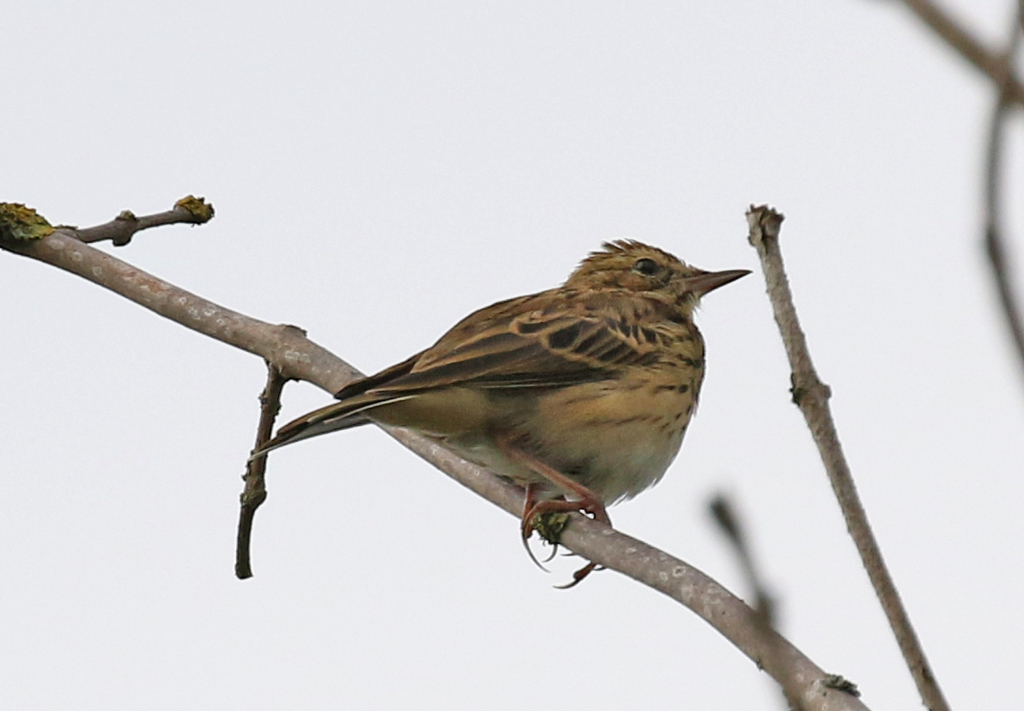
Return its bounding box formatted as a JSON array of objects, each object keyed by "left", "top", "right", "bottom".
[{"left": 522, "top": 496, "right": 609, "bottom": 587}]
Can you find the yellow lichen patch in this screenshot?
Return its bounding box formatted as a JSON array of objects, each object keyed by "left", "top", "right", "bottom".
[
  {"left": 174, "top": 195, "right": 215, "bottom": 222},
  {"left": 0, "top": 203, "right": 55, "bottom": 242}
]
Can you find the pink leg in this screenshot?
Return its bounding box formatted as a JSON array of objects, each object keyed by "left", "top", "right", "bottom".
[
  {"left": 496, "top": 437, "right": 610, "bottom": 528},
  {"left": 496, "top": 437, "right": 609, "bottom": 585}
]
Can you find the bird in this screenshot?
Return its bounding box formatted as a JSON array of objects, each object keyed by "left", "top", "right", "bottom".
[{"left": 254, "top": 240, "right": 749, "bottom": 584}]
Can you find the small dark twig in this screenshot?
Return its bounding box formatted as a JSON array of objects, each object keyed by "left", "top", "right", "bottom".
[
  {"left": 710, "top": 494, "right": 805, "bottom": 711},
  {"left": 747, "top": 206, "right": 947, "bottom": 711},
  {"left": 709, "top": 494, "right": 777, "bottom": 627},
  {"left": 982, "top": 3, "right": 1024, "bottom": 387},
  {"left": 236, "top": 363, "right": 289, "bottom": 579},
  {"left": 73, "top": 196, "right": 214, "bottom": 246}
]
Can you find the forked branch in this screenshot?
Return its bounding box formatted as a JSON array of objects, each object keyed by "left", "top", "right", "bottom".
[{"left": 898, "top": 0, "right": 1024, "bottom": 106}]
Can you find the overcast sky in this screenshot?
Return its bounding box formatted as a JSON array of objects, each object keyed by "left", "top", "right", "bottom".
[{"left": 3, "top": 1, "right": 1023, "bottom": 709}]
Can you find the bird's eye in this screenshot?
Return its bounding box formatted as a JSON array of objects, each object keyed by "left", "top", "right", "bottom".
[{"left": 633, "top": 258, "right": 659, "bottom": 276}]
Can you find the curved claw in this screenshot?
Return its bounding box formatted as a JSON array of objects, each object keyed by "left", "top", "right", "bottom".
[
  {"left": 498, "top": 443, "right": 612, "bottom": 588},
  {"left": 523, "top": 501, "right": 605, "bottom": 588},
  {"left": 520, "top": 483, "right": 550, "bottom": 572},
  {"left": 554, "top": 562, "right": 602, "bottom": 589},
  {"left": 521, "top": 500, "right": 562, "bottom": 565},
  {"left": 520, "top": 521, "right": 551, "bottom": 574}
]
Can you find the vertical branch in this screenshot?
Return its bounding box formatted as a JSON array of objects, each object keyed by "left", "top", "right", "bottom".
[
  {"left": 982, "top": 3, "right": 1024, "bottom": 386},
  {"left": 236, "top": 363, "right": 289, "bottom": 579},
  {"left": 746, "top": 206, "right": 949, "bottom": 711}
]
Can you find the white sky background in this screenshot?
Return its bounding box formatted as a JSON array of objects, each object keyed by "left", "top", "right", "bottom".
[{"left": 3, "top": 1, "right": 1023, "bottom": 709}]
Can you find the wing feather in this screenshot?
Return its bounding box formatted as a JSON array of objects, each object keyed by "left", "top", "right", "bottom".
[
  {"left": 364, "top": 305, "right": 661, "bottom": 395},
  {"left": 258, "top": 291, "right": 665, "bottom": 456}
]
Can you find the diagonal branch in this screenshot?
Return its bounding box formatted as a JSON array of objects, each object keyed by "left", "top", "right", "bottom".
[
  {"left": 1, "top": 205, "right": 870, "bottom": 711},
  {"left": 709, "top": 493, "right": 777, "bottom": 631},
  {"left": 746, "top": 206, "right": 947, "bottom": 711},
  {"left": 898, "top": 0, "right": 1024, "bottom": 106}
]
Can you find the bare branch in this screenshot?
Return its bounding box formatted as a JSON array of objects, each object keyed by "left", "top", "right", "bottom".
[
  {"left": 236, "top": 363, "right": 289, "bottom": 579},
  {"left": 73, "top": 196, "right": 215, "bottom": 246},
  {"left": 899, "top": 0, "right": 1024, "bottom": 106},
  {"left": 746, "top": 206, "right": 948, "bottom": 711},
  {"left": 1, "top": 208, "right": 871, "bottom": 711},
  {"left": 982, "top": 4, "right": 1024, "bottom": 386}
]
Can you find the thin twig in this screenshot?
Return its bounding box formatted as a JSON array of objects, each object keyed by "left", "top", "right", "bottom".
[
  {"left": 236, "top": 363, "right": 289, "bottom": 579},
  {"left": 710, "top": 494, "right": 813, "bottom": 711},
  {"left": 898, "top": 0, "right": 1024, "bottom": 106},
  {"left": 982, "top": 3, "right": 1024, "bottom": 385},
  {"left": 709, "top": 493, "right": 777, "bottom": 629},
  {"left": 746, "top": 206, "right": 948, "bottom": 711},
  {"left": 1, "top": 207, "right": 870, "bottom": 711},
  {"left": 73, "top": 196, "right": 214, "bottom": 246}
]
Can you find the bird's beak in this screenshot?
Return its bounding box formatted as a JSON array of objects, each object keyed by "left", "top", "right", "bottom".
[{"left": 685, "top": 269, "right": 751, "bottom": 296}]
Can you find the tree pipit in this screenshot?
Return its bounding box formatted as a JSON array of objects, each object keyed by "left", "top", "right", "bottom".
[{"left": 254, "top": 241, "right": 748, "bottom": 584}]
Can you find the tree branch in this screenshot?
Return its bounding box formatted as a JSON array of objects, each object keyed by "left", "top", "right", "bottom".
[
  {"left": 709, "top": 493, "right": 778, "bottom": 632},
  {"left": 982, "top": 3, "right": 1024, "bottom": 387},
  {"left": 75, "top": 196, "right": 215, "bottom": 245},
  {"left": 1, "top": 203, "right": 870, "bottom": 711},
  {"left": 898, "top": 0, "right": 1024, "bottom": 107},
  {"left": 746, "top": 206, "right": 947, "bottom": 711},
  {"left": 236, "top": 363, "right": 289, "bottom": 579}
]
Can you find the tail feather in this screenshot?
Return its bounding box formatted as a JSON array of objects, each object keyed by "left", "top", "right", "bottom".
[{"left": 249, "top": 394, "right": 415, "bottom": 461}]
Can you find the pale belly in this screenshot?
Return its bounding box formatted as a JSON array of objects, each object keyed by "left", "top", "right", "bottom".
[{"left": 439, "top": 379, "right": 697, "bottom": 504}]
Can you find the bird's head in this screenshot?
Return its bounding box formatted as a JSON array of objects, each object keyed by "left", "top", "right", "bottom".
[{"left": 563, "top": 239, "right": 750, "bottom": 313}]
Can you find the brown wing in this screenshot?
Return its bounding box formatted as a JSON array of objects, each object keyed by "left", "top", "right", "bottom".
[
  {"left": 257, "top": 290, "right": 662, "bottom": 456},
  {"left": 363, "top": 293, "right": 662, "bottom": 394}
]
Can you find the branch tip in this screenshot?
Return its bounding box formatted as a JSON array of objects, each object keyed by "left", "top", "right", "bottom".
[
  {"left": 745, "top": 205, "right": 785, "bottom": 247},
  {"left": 708, "top": 494, "right": 741, "bottom": 543},
  {"left": 174, "top": 195, "right": 215, "bottom": 223},
  {"left": 0, "top": 202, "right": 55, "bottom": 244}
]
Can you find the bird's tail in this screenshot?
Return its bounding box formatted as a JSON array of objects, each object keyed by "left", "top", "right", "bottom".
[
  {"left": 250, "top": 350, "right": 427, "bottom": 462},
  {"left": 249, "top": 400, "right": 368, "bottom": 462},
  {"left": 248, "top": 392, "right": 419, "bottom": 462}
]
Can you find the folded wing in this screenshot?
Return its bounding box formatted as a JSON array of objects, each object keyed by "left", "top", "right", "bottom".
[{"left": 257, "top": 294, "right": 662, "bottom": 455}]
